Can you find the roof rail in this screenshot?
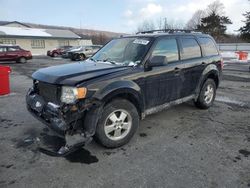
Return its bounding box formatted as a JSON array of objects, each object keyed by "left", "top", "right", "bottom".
[{"left": 136, "top": 29, "right": 202, "bottom": 34}]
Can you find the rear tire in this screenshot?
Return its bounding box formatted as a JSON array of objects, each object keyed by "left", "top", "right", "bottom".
[
  {"left": 17, "top": 57, "right": 27, "bottom": 63},
  {"left": 52, "top": 52, "right": 59, "bottom": 57},
  {"left": 195, "top": 78, "right": 216, "bottom": 109},
  {"left": 95, "top": 99, "right": 139, "bottom": 148}
]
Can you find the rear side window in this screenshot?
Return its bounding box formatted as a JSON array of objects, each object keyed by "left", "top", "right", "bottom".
[
  {"left": 8, "top": 47, "right": 19, "bottom": 51},
  {"left": 199, "top": 37, "right": 218, "bottom": 56},
  {"left": 152, "top": 38, "right": 179, "bottom": 63},
  {"left": 181, "top": 38, "right": 201, "bottom": 60}
]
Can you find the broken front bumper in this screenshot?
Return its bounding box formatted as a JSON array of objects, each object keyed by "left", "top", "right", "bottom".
[{"left": 26, "top": 92, "right": 67, "bottom": 137}]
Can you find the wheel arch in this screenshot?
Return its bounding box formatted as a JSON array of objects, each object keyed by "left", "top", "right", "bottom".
[
  {"left": 93, "top": 81, "right": 144, "bottom": 118},
  {"left": 195, "top": 64, "right": 220, "bottom": 98},
  {"left": 17, "top": 56, "right": 27, "bottom": 63}
]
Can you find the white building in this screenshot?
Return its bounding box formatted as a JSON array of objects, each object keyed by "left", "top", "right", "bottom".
[{"left": 0, "top": 21, "right": 92, "bottom": 55}]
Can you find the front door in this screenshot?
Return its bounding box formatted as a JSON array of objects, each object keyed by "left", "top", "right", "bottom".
[
  {"left": 0, "top": 47, "right": 7, "bottom": 60},
  {"left": 144, "top": 37, "right": 185, "bottom": 109},
  {"left": 85, "top": 47, "right": 93, "bottom": 57}
]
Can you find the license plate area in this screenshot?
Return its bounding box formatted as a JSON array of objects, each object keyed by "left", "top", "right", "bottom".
[{"left": 28, "top": 94, "right": 46, "bottom": 113}]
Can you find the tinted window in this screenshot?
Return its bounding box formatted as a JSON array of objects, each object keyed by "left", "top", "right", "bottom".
[
  {"left": 199, "top": 37, "right": 218, "bottom": 56},
  {"left": 181, "top": 38, "right": 201, "bottom": 60},
  {"left": 152, "top": 38, "right": 179, "bottom": 63}
]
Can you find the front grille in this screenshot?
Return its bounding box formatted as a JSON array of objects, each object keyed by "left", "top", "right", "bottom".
[{"left": 36, "top": 82, "right": 60, "bottom": 104}]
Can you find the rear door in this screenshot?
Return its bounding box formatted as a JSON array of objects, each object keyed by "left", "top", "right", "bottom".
[
  {"left": 179, "top": 36, "right": 204, "bottom": 97},
  {"left": 144, "top": 37, "right": 184, "bottom": 109},
  {"left": 84, "top": 46, "right": 94, "bottom": 57},
  {"left": 6, "top": 46, "right": 20, "bottom": 60}
]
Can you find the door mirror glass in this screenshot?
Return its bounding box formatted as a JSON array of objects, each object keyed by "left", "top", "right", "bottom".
[{"left": 148, "top": 55, "right": 167, "bottom": 67}]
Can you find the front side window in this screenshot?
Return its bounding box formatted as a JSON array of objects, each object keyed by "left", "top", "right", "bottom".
[
  {"left": 0, "top": 47, "right": 6, "bottom": 52},
  {"left": 181, "top": 38, "right": 201, "bottom": 60},
  {"left": 151, "top": 38, "right": 179, "bottom": 63},
  {"left": 31, "top": 39, "right": 45, "bottom": 49},
  {"left": 92, "top": 37, "right": 152, "bottom": 66},
  {"left": 199, "top": 37, "right": 218, "bottom": 56}
]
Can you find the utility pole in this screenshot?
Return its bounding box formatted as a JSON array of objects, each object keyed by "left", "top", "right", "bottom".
[{"left": 164, "top": 17, "right": 167, "bottom": 31}]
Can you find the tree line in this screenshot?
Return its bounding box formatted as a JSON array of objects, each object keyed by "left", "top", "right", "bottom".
[{"left": 136, "top": 0, "right": 250, "bottom": 43}]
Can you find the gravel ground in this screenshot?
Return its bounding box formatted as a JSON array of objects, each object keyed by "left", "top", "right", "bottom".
[{"left": 0, "top": 57, "right": 249, "bottom": 188}]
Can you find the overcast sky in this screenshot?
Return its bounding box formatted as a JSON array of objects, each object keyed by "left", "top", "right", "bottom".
[{"left": 0, "top": 0, "right": 249, "bottom": 33}]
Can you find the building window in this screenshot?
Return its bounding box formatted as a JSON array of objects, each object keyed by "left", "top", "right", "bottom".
[
  {"left": 0, "top": 39, "right": 16, "bottom": 45},
  {"left": 31, "top": 39, "right": 45, "bottom": 49},
  {"left": 58, "top": 40, "right": 70, "bottom": 46}
]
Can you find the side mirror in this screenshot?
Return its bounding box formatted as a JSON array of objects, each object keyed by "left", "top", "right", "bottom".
[{"left": 147, "top": 55, "right": 167, "bottom": 68}]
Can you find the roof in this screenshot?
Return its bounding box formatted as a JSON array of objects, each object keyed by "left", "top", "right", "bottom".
[
  {"left": 0, "top": 26, "right": 81, "bottom": 39},
  {"left": 0, "top": 21, "right": 31, "bottom": 28},
  {"left": 124, "top": 32, "right": 210, "bottom": 38}
]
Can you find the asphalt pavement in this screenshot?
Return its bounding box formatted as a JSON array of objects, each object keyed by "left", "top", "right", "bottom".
[{"left": 0, "top": 57, "right": 249, "bottom": 188}]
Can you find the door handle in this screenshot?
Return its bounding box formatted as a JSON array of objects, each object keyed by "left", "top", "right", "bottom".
[{"left": 174, "top": 67, "right": 181, "bottom": 74}]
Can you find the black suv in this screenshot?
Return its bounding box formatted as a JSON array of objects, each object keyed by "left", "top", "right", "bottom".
[{"left": 26, "top": 30, "right": 223, "bottom": 155}]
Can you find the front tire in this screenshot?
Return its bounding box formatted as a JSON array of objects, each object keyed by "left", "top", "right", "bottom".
[
  {"left": 79, "top": 53, "right": 85, "bottom": 61},
  {"left": 195, "top": 78, "right": 216, "bottom": 109},
  {"left": 95, "top": 99, "right": 139, "bottom": 148},
  {"left": 17, "top": 57, "right": 27, "bottom": 63}
]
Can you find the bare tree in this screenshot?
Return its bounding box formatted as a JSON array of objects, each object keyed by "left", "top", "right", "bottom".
[
  {"left": 207, "top": 0, "right": 225, "bottom": 15},
  {"left": 186, "top": 10, "right": 205, "bottom": 30},
  {"left": 137, "top": 18, "right": 184, "bottom": 33},
  {"left": 136, "top": 20, "right": 156, "bottom": 32}
]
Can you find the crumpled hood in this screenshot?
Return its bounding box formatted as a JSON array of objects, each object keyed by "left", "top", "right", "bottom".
[{"left": 32, "top": 60, "right": 131, "bottom": 85}]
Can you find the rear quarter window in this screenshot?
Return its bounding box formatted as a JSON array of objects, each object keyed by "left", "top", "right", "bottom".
[
  {"left": 199, "top": 37, "right": 219, "bottom": 56},
  {"left": 181, "top": 38, "right": 201, "bottom": 60}
]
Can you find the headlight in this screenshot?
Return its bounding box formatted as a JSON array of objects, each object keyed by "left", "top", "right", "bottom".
[{"left": 61, "top": 86, "right": 87, "bottom": 104}]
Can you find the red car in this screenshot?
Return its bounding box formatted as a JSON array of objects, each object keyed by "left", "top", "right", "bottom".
[
  {"left": 0, "top": 45, "right": 32, "bottom": 63},
  {"left": 47, "top": 46, "right": 72, "bottom": 57}
]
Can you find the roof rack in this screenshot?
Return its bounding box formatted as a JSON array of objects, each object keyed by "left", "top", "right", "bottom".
[{"left": 136, "top": 29, "right": 201, "bottom": 35}]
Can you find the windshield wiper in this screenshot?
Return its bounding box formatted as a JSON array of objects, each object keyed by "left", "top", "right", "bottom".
[
  {"left": 103, "top": 59, "right": 117, "bottom": 65},
  {"left": 91, "top": 58, "right": 117, "bottom": 65},
  {"left": 89, "top": 57, "right": 97, "bottom": 62},
  {"left": 95, "top": 58, "right": 117, "bottom": 65}
]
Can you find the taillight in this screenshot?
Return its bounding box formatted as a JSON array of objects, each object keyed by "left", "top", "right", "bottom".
[{"left": 219, "top": 58, "right": 224, "bottom": 69}]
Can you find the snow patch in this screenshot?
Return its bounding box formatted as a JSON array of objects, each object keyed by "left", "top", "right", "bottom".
[{"left": 0, "top": 26, "right": 52, "bottom": 37}]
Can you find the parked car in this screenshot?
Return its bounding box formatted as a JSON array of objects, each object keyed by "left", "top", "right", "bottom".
[
  {"left": 26, "top": 30, "right": 223, "bottom": 156},
  {"left": 47, "top": 46, "right": 72, "bottom": 57},
  {"left": 71, "top": 45, "right": 102, "bottom": 61},
  {"left": 0, "top": 45, "right": 32, "bottom": 63},
  {"left": 61, "top": 46, "right": 83, "bottom": 59}
]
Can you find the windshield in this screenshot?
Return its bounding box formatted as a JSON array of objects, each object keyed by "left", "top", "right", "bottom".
[{"left": 91, "top": 37, "right": 151, "bottom": 66}]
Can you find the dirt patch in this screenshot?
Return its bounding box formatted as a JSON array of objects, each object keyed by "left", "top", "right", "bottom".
[
  {"left": 239, "top": 149, "right": 250, "bottom": 157},
  {"left": 139, "top": 133, "right": 147, "bottom": 137}
]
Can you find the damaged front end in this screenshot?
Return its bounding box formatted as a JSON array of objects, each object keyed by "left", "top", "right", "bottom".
[{"left": 26, "top": 81, "right": 101, "bottom": 156}]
